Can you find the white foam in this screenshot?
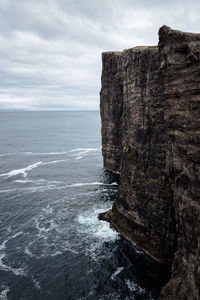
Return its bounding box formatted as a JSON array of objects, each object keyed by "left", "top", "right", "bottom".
[
  {"left": 0, "top": 158, "right": 69, "bottom": 179},
  {"left": 15, "top": 179, "right": 46, "bottom": 184},
  {"left": 0, "top": 147, "right": 100, "bottom": 158},
  {"left": 0, "top": 285, "right": 10, "bottom": 300},
  {"left": 77, "top": 207, "right": 119, "bottom": 250},
  {"left": 7, "top": 226, "right": 12, "bottom": 233},
  {"left": 15, "top": 179, "right": 63, "bottom": 185},
  {"left": 111, "top": 267, "right": 124, "bottom": 280},
  {"left": 77, "top": 205, "right": 119, "bottom": 260},
  {"left": 69, "top": 182, "right": 102, "bottom": 187},
  {"left": 35, "top": 217, "right": 57, "bottom": 237},
  {"left": 42, "top": 159, "right": 68, "bottom": 165},
  {"left": 0, "top": 181, "right": 117, "bottom": 194},
  {"left": 0, "top": 162, "right": 42, "bottom": 178},
  {"left": 32, "top": 278, "right": 41, "bottom": 290},
  {"left": 24, "top": 245, "right": 34, "bottom": 257},
  {"left": 70, "top": 148, "right": 98, "bottom": 152},
  {"left": 42, "top": 205, "right": 53, "bottom": 214},
  {"left": 0, "top": 232, "right": 24, "bottom": 275},
  {"left": 49, "top": 251, "right": 62, "bottom": 257},
  {"left": 0, "top": 240, "right": 8, "bottom": 252},
  {"left": 0, "top": 152, "right": 14, "bottom": 157},
  {"left": 67, "top": 182, "right": 118, "bottom": 188},
  {"left": 21, "top": 148, "right": 98, "bottom": 156},
  {"left": 70, "top": 148, "right": 99, "bottom": 160},
  {"left": 125, "top": 279, "right": 146, "bottom": 294},
  {"left": 0, "top": 253, "right": 26, "bottom": 276},
  {"left": 0, "top": 187, "right": 42, "bottom": 194},
  {"left": 24, "top": 224, "right": 78, "bottom": 259},
  {"left": 25, "top": 151, "right": 69, "bottom": 155},
  {"left": 0, "top": 232, "right": 23, "bottom": 251}
]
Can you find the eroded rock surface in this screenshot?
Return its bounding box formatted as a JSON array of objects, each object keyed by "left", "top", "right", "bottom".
[
  {"left": 100, "top": 26, "right": 200, "bottom": 299},
  {"left": 100, "top": 51, "right": 123, "bottom": 172}
]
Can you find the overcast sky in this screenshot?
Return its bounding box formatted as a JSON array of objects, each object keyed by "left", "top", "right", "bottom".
[{"left": 0, "top": 0, "right": 200, "bottom": 110}]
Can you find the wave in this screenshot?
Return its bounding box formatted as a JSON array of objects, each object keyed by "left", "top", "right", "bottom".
[
  {"left": 42, "top": 159, "right": 68, "bottom": 165},
  {"left": 125, "top": 279, "right": 146, "bottom": 294},
  {"left": 0, "top": 159, "right": 69, "bottom": 179},
  {"left": 32, "top": 278, "right": 41, "bottom": 290},
  {"left": 111, "top": 267, "right": 124, "bottom": 280},
  {"left": 67, "top": 182, "right": 117, "bottom": 187},
  {"left": 0, "top": 152, "right": 14, "bottom": 157},
  {"left": 0, "top": 182, "right": 118, "bottom": 194},
  {"left": 24, "top": 244, "right": 34, "bottom": 258},
  {"left": 0, "top": 232, "right": 23, "bottom": 251},
  {"left": 77, "top": 204, "right": 119, "bottom": 260},
  {"left": 70, "top": 148, "right": 99, "bottom": 160},
  {"left": 24, "top": 151, "right": 69, "bottom": 155},
  {"left": 0, "top": 285, "right": 9, "bottom": 300},
  {"left": 0, "top": 162, "right": 42, "bottom": 178},
  {"left": 0, "top": 147, "right": 100, "bottom": 158},
  {"left": 42, "top": 205, "right": 53, "bottom": 214},
  {"left": 15, "top": 179, "right": 46, "bottom": 184},
  {"left": 0, "top": 151, "right": 68, "bottom": 157},
  {"left": 15, "top": 179, "right": 63, "bottom": 185},
  {"left": 0, "top": 232, "right": 25, "bottom": 277},
  {"left": 0, "top": 253, "right": 26, "bottom": 276}
]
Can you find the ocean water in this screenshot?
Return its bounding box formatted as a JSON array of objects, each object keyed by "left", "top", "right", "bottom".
[{"left": 0, "top": 111, "right": 169, "bottom": 300}]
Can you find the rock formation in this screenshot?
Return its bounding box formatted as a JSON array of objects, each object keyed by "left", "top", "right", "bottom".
[{"left": 100, "top": 26, "right": 200, "bottom": 299}]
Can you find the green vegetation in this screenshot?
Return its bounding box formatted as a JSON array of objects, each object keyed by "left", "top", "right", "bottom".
[{"left": 123, "top": 146, "right": 134, "bottom": 160}]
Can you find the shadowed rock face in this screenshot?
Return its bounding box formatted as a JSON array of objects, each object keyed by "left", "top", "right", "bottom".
[
  {"left": 159, "top": 25, "right": 200, "bottom": 300},
  {"left": 100, "top": 26, "right": 200, "bottom": 299},
  {"left": 100, "top": 52, "right": 123, "bottom": 172}
]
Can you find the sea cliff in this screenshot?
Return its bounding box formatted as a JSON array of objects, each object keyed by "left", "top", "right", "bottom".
[{"left": 100, "top": 26, "right": 200, "bottom": 299}]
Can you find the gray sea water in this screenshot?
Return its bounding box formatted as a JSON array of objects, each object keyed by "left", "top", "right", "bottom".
[{"left": 0, "top": 111, "right": 169, "bottom": 300}]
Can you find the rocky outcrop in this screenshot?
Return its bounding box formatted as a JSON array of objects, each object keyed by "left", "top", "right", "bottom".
[{"left": 100, "top": 26, "right": 200, "bottom": 299}]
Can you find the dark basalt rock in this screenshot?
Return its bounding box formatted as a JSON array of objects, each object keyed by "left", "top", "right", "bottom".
[{"left": 100, "top": 26, "right": 200, "bottom": 299}]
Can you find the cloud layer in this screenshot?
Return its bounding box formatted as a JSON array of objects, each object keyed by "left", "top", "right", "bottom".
[{"left": 0, "top": 0, "right": 200, "bottom": 110}]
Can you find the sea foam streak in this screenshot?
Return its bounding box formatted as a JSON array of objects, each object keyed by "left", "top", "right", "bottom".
[
  {"left": 0, "top": 159, "right": 68, "bottom": 178},
  {"left": 0, "top": 285, "right": 10, "bottom": 300},
  {"left": 111, "top": 267, "right": 124, "bottom": 280},
  {"left": 0, "top": 147, "right": 100, "bottom": 157},
  {"left": 0, "top": 162, "right": 42, "bottom": 178},
  {"left": 0, "top": 254, "right": 26, "bottom": 276},
  {"left": 125, "top": 279, "right": 146, "bottom": 294},
  {"left": 42, "top": 159, "right": 68, "bottom": 165},
  {"left": 0, "top": 182, "right": 118, "bottom": 194},
  {"left": 67, "top": 182, "right": 117, "bottom": 187},
  {"left": 0, "top": 232, "right": 26, "bottom": 277},
  {"left": 0, "top": 232, "right": 23, "bottom": 251},
  {"left": 70, "top": 148, "right": 99, "bottom": 159}
]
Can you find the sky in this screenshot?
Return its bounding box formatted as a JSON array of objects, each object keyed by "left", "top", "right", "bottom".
[{"left": 0, "top": 0, "right": 200, "bottom": 111}]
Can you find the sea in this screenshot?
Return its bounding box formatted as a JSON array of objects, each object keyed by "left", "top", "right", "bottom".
[{"left": 0, "top": 111, "right": 169, "bottom": 300}]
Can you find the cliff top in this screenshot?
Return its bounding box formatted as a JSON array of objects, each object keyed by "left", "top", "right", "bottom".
[
  {"left": 102, "top": 45, "right": 158, "bottom": 57},
  {"left": 102, "top": 26, "right": 200, "bottom": 58},
  {"left": 159, "top": 25, "right": 200, "bottom": 46}
]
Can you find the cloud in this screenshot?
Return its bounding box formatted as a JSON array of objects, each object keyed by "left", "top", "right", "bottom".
[{"left": 0, "top": 0, "right": 200, "bottom": 110}]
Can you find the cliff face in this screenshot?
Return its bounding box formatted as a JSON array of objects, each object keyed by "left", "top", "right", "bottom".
[
  {"left": 159, "top": 26, "right": 200, "bottom": 300},
  {"left": 100, "top": 52, "right": 123, "bottom": 172},
  {"left": 100, "top": 26, "right": 200, "bottom": 299}
]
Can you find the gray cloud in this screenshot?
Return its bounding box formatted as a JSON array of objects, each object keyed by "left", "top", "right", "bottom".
[{"left": 0, "top": 0, "right": 200, "bottom": 110}]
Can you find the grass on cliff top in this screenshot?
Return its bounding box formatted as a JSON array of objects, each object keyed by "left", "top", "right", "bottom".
[
  {"left": 102, "top": 51, "right": 122, "bottom": 55},
  {"left": 133, "top": 45, "right": 158, "bottom": 50}
]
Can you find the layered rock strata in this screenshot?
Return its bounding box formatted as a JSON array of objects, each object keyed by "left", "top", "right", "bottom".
[
  {"left": 100, "top": 52, "right": 123, "bottom": 172},
  {"left": 100, "top": 26, "right": 200, "bottom": 299}
]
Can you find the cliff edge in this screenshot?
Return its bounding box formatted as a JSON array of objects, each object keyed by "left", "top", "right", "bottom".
[{"left": 100, "top": 26, "right": 200, "bottom": 299}]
